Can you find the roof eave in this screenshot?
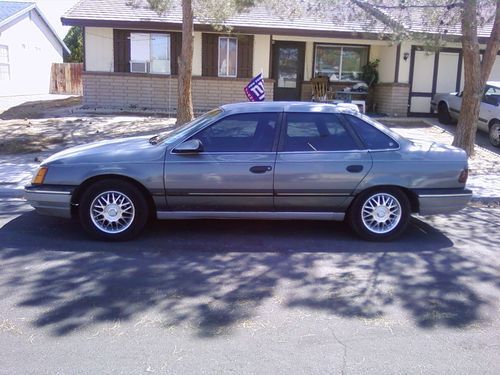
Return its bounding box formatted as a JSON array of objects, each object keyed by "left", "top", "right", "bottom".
[
  {"left": 61, "top": 17, "right": 388, "bottom": 40},
  {"left": 0, "top": 2, "right": 36, "bottom": 29}
]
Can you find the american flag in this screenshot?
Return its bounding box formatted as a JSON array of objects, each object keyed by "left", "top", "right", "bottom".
[{"left": 244, "top": 73, "right": 265, "bottom": 102}]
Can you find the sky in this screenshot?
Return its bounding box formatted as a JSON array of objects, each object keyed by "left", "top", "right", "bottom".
[{"left": 3, "top": 0, "right": 80, "bottom": 38}]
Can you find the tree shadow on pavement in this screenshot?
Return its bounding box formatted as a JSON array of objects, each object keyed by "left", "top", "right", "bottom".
[{"left": 0, "top": 208, "right": 497, "bottom": 338}]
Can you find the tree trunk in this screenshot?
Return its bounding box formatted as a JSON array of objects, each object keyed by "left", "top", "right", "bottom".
[
  {"left": 452, "top": 0, "right": 481, "bottom": 156},
  {"left": 176, "top": 0, "right": 194, "bottom": 125},
  {"left": 453, "top": 0, "right": 500, "bottom": 155}
]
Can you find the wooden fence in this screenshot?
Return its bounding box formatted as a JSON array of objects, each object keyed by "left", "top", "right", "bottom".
[{"left": 50, "top": 63, "right": 83, "bottom": 95}]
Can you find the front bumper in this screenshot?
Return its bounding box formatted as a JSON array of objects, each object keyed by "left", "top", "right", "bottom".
[
  {"left": 24, "top": 185, "right": 75, "bottom": 218},
  {"left": 415, "top": 188, "right": 473, "bottom": 216}
]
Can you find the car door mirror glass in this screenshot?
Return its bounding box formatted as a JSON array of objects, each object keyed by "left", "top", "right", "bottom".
[{"left": 173, "top": 139, "right": 203, "bottom": 153}]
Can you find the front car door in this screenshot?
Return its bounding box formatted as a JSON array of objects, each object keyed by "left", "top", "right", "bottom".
[
  {"left": 274, "top": 111, "right": 373, "bottom": 211},
  {"left": 165, "top": 112, "right": 280, "bottom": 211},
  {"left": 479, "top": 85, "right": 500, "bottom": 132}
]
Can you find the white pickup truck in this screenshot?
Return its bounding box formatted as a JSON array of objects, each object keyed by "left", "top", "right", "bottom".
[{"left": 431, "top": 81, "right": 500, "bottom": 147}]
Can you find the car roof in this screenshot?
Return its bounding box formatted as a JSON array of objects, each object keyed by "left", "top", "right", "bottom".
[
  {"left": 487, "top": 81, "right": 500, "bottom": 88},
  {"left": 219, "top": 101, "right": 358, "bottom": 115}
]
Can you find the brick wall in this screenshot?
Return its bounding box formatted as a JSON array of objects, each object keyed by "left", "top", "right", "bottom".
[
  {"left": 374, "top": 83, "right": 410, "bottom": 117},
  {"left": 82, "top": 72, "right": 274, "bottom": 112}
]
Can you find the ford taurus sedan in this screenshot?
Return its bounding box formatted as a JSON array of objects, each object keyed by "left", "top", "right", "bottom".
[{"left": 25, "top": 102, "right": 472, "bottom": 241}]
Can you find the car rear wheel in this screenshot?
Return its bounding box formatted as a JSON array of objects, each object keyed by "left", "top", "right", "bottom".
[
  {"left": 79, "top": 179, "right": 149, "bottom": 240},
  {"left": 348, "top": 188, "right": 411, "bottom": 241},
  {"left": 437, "top": 102, "right": 453, "bottom": 124},
  {"left": 489, "top": 121, "right": 500, "bottom": 147}
]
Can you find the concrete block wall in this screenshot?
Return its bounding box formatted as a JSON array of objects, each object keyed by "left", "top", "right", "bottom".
[
  {"left": 374, "top": 83, "right": 410, "bottom": 117},
  {"left": 83, "top": 72, "right": 274, "bottom": 112}
]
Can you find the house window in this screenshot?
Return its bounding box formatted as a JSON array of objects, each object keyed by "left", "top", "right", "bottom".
[
  {"left": 0, "top": 45, "right": 10, "bottom": 81},
  {"left": 314, "top": 45, "right": 368, "bottom": 81},
  {"left": 130, "top": 33, "right": 170, "bottom": 74},
  {"left": 218, "top": 37, "right": 237, "bottom": 77}
]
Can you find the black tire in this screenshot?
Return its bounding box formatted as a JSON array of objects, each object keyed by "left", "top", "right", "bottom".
[
  {"left": 489, "top": 121, "right": 500, "bottom": 147},
  {"left": 78, "top": 179, "right": 149, "bottom": 241},
  {"left": 348, "top": 188, "right": 411, "bottom": 241},
  {"left": 437, "top": 102, "right": 453, "bottom": 125}
]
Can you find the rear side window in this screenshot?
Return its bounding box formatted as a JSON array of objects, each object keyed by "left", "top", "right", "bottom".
[
  {"left": 283, "top": 113, "right": 359, "bottom": 151},
  {"left": 345, "top": 115, "right": 399, "bottom": 150}
]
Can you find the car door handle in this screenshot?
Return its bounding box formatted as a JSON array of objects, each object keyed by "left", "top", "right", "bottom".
[
  {"left": 250, "top": 166, "right": 272, "bottom": 174},
  {"left": 346, "top": 165, "right": 364, "bottom": 173}
]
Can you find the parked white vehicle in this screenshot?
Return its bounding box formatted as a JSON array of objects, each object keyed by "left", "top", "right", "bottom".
[{"left": 431, "top": 81, "right": 500, "bottom": 147}]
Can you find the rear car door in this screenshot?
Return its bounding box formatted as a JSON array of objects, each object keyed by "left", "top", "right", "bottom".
[
  {"left": 165, "top": 112, "right": 280, "bottom": 211},
  {"left": 274, "top": 112, "right": 372, "bottom": 211}
]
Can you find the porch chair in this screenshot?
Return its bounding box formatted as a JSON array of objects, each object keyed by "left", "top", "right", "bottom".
[{"left": 311, "top": 77, "right": 334, "bottom": 102}]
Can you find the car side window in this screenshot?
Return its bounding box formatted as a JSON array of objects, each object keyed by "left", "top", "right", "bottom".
[
  {"left": 345, "top": 115, "right": 398, "bottom": 150},
  {"left": 193, "top": 112, "right": 278, "bottom": 152},
  {"left": 283, "top": 113, "right": 359, "bottom": 152},
  {"left": 482, "top": 86, "right": 500, "bottom": 106}
]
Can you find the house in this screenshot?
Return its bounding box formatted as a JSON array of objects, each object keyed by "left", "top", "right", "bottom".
[
  {"left": 61, "top": 0, "right": 500, "bottom": 116},
  {"left": 0, "top": 1, "right": 69, "bottom": 96}
]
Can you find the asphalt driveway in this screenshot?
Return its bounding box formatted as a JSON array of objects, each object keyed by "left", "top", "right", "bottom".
[{"left": 0, "top": 199, "right": 499, "bottom": 374}]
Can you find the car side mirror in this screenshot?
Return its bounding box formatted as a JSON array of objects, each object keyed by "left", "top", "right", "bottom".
[{"left": 173, "top": 139, "right": 203, "bottom": 154}]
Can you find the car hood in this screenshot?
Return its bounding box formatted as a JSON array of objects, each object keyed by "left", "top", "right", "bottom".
[{"left": 42, "top": 136, "right": 166, "bottom": 165}]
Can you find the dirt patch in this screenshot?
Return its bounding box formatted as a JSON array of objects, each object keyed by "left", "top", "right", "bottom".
[
  {"left": 0, "top": 97, "right": 82, "bottom": 120},
  {"left": 0, "top": 135, "right": 64, "bottom": 154},
  {"left": 0, "top": 116, "right": 176, "bottom": 154}
]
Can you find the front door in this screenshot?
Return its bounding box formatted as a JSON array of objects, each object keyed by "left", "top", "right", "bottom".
[
  {"left": 272, "top": 41, "right": 305, "bottom": 101},
  {"left": 165, "top": 112, "right": 280, "bottom": 211}
]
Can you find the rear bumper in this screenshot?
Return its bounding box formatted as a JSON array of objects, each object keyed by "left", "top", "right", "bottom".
[
  {"left": 415, "top": 188, "right": 472, "bottom": 215},
  {"left": 24, "top": 185, "right": 75, "bottom": 218}
]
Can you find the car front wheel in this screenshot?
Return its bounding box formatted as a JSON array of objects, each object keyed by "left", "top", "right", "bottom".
[
  {"left": 348, "top": 188, "right": 411, "bottom": 241},
  {"left": 489, "top": 121, "right": 500, "bottom": 147},
  {"left": 79, "top": 179, "right": 149, "bottom": 240}
]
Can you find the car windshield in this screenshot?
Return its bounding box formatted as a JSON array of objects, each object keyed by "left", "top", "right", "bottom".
[{"left": 151, "top": 108, "right": 223, "bottom": 144}]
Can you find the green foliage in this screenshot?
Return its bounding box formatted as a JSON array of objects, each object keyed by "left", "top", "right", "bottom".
[
  {"left": 361, "top": 59, "right": 380, "bottom": 87},
  {"left": 63, "top": 26, "right": 83, "bottom": 63}
]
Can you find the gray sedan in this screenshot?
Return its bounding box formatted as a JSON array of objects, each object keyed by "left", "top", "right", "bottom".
[{"left": 25, "top": 102, "right": 472, "bottom": 241}]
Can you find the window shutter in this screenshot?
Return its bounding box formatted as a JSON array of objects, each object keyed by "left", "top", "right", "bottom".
[
  {"left": 170, "top": 32, "right": 182, "bottom": 75},
  {"left": 113, "top": 29, "right": 130, "bottom": 73},
  {"left": 237, "top": 35, "right": 254, "bottom": 78},
  {"left": 202, "top": 33, "right": 218, "bottom": 77}
]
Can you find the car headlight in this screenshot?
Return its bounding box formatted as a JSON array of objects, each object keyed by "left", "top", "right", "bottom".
[{"left": 32, "top": 166, "right": 48, "bottom": 185}]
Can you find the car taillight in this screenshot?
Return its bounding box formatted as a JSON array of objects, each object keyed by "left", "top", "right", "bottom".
[{"left": 458, "top": 169, "right": 468, "bottom": 183}]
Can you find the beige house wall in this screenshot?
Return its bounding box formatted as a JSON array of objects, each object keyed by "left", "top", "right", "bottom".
[
  {"left": 253, "top": 34, "right": 271, "bottom": 78},
  {"left": 370, "top": 44, "right": 397, "bottom": 83},
  {"left": 85, "top": 27, "right": 114, "bottom": 72},
  {"left": 192, "top": 32, "right": 202, "bottom": 76}
]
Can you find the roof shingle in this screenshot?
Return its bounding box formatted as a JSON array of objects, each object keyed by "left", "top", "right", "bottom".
[
  {"left": 0, "top": 1, "right": 34, "bottom": 24},
  {"left": 62, "top": 0, "right": 389, "bottom": 35}
]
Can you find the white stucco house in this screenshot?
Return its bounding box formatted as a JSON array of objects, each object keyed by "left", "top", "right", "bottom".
[{"left": 0, "top": 1, "right": 69, "bottom": 96}]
